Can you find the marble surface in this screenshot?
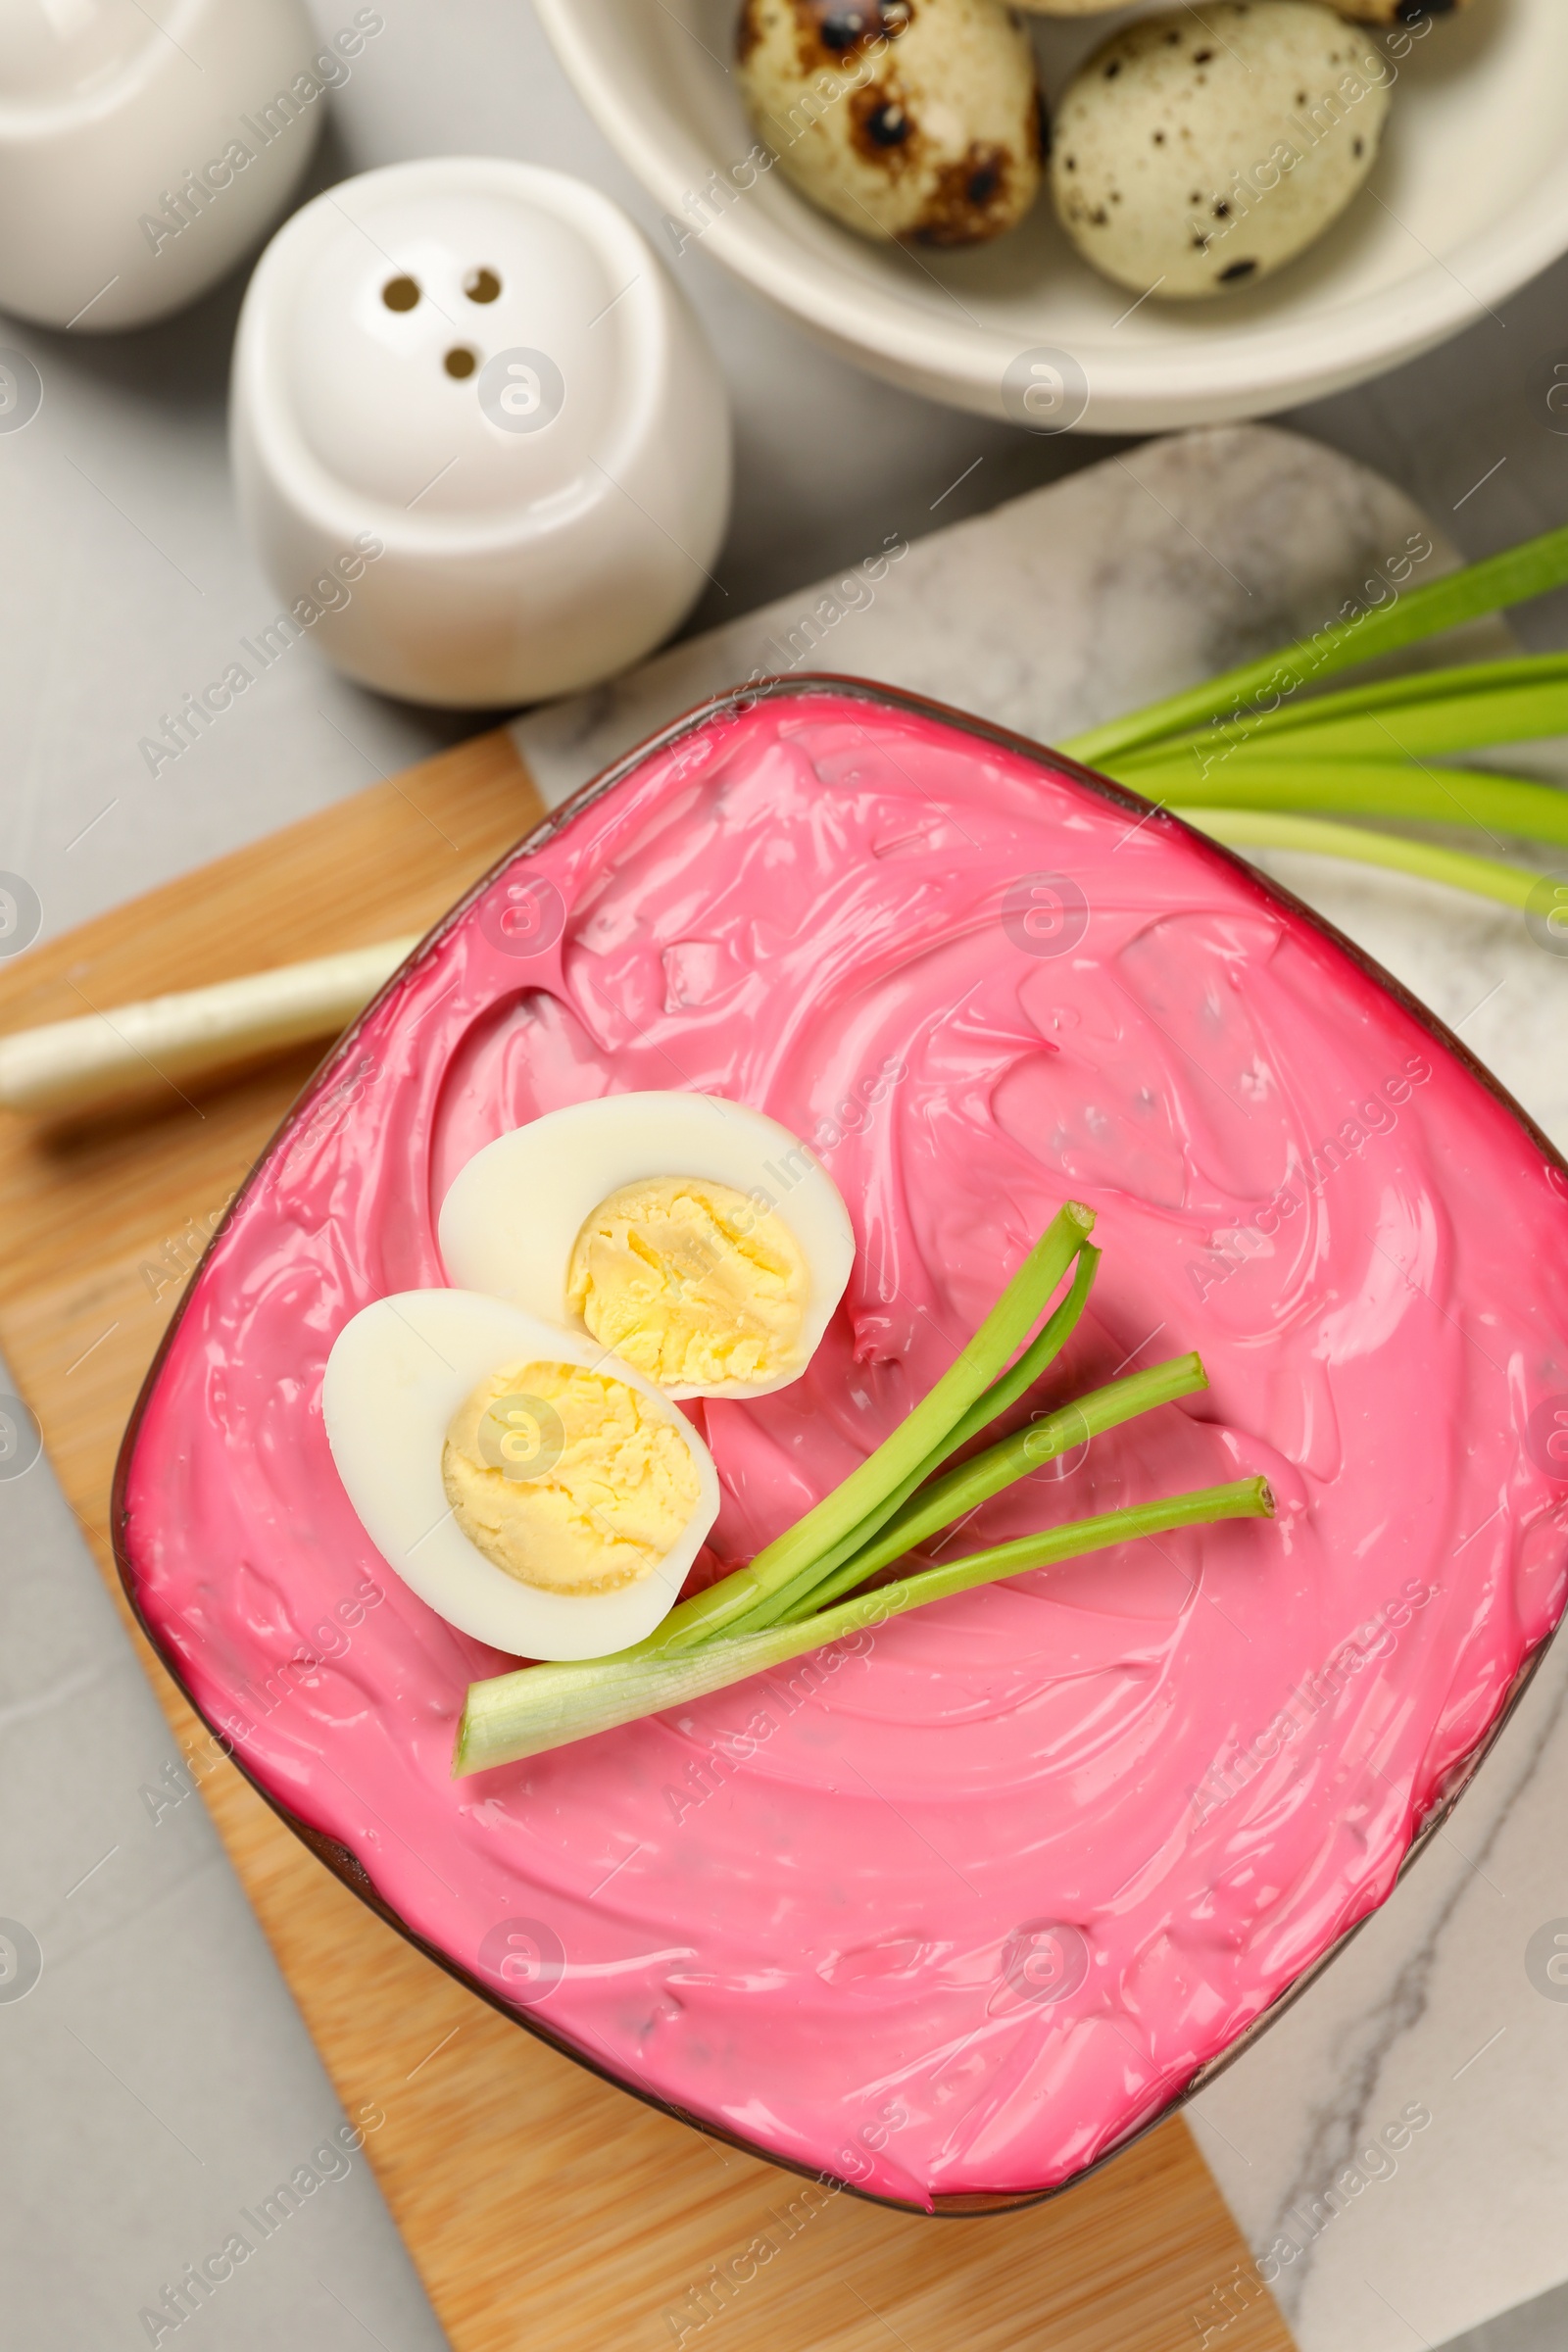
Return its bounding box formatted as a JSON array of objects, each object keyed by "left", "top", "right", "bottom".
[
  {"left": 515, "top": 418, "right": 1502, "bottom": 803},
  {"left": 3, "top": 3, "right": 1568, "bottom": 2347}
]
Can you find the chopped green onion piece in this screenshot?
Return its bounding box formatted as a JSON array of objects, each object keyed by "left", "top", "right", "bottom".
[
  {"left": 453, "top": 1475, "right": 1274, "bottom": 1776},
  {"left": 934, "top": 1243, "right": 1102, "bottom": 1459},
  {"left": 778, "top": 1350, "right": 1208, "bottom": 1623},
  {"left": 1173, "top": 650, "right": 1568, "bottom": 733},
  {"left": 1112, "top": 673, "right": 1568, "bottom": 773},
  {"left": 717, "top": 1241, "right": 1103, "bottom": 1642},
  {"left": 1063, "top": 524, "right": 1568, "bottom": 765},
  {"left": 640, "top": 1200, "right": 1096, "bottom": 1655},
  {"left": 1178, "top": 808, "right": 1541, "bottom": 909},
  {"left": 1124, "top": 758, "right": 1568, "bottom": 851},
  {"left": 1110, "top": 653, "right": 1568, "bottom": 766}
]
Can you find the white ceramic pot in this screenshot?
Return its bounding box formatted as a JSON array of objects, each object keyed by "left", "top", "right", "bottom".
[
  {"left": 229, "top": 157, "right": 733, "bottom": 710},
  {"left": 0, "top": 0, "right": 350, "bottom": 332}
]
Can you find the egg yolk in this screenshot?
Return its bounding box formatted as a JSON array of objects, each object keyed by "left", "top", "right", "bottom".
[
  {"left": 442, "top": 1358, "right": 701, "bottom": 1594},
  {"left": 566, "top": 1177, "right": 808, "bottom": 1390}
]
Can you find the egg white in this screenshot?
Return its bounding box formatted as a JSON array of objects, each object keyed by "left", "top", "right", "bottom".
[
  {"left": 436, "top": 1092, "right": 857, "bottom": 1400},
  {"left": 320, "top": 1288, "right": 720, "bottom": 1659}
]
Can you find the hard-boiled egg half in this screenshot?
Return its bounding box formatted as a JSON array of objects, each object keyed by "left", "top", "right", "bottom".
[
  {"left": 438, "top": 1093, "right": 856, "bottom": 1401},
  {"left": 322, "top": 1288, "right": 720, "bottom": 1659}
]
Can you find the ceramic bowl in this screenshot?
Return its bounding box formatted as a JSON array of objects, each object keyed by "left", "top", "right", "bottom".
[{"left": 534, "top": 0, "right": 1568, "bottom": 430}]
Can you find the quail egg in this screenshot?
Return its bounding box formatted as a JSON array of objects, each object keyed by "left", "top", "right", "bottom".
[
  {"left": 736, "top": 0, "right": 1044, "bottom": 247},
  {"left": 1049, "top": 1, "right": 1392, "bottom": 298}
]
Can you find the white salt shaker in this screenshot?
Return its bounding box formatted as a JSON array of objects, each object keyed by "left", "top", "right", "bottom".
[
  {"left": 0, "top": 0, "right": 337, "bottom": 332},
  {"left": 229, "top": 158, "right": 733, "bottom": 709}
]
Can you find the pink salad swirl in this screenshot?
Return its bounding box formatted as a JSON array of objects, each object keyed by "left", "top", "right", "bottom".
[{"left": 119, "top": 689, "right": 1568, "bottom": 2208}]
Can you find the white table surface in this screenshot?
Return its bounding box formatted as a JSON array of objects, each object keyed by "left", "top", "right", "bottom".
[{"left": 4, "top": 5, "right": 1568, "bottom": 2349}]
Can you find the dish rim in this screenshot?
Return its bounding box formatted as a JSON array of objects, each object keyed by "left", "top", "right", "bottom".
[{"left": 111, "top": 671, "right": 1568, "bottom": 2218}]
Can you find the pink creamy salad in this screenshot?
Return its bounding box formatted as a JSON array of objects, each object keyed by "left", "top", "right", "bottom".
[{"left": 118, "top": 686, "right": 1568, "bottom": 2209}]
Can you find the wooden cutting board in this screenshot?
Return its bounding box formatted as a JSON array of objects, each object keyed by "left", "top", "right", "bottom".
[{"left": 0, "top": 727, "right": 1293, "bottom": 2352}]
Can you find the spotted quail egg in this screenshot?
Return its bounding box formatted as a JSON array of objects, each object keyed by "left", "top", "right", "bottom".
[
  {"left": 736, "top": 0, "right": 1044, "bottom": 247},
  {"left": 1049, "top": 1, "right": 1393, "bottom": 299}
]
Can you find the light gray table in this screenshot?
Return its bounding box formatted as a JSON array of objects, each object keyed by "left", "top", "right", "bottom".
[{"left": 2, "top": 6, "right": 1567, "bottom": 2349}]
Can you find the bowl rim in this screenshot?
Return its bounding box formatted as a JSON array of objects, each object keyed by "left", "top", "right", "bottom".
[
  {"left": 112, "top": 670, "right": 1568, "bottom": 2218},
  {"left": 534, "top": 0, "right": 1568, "bottom": 426}
]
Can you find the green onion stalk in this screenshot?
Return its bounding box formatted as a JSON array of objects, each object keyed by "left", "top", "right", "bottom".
[
  {"left": 1061, "top": 526, "right": 1568, "bottom": 916},
  {"left": 455, "top": 1477, "right": 1272, "bottom": 1777}
]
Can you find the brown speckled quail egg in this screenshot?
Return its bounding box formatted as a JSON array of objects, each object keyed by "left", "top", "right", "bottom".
[
  {"left": 1049, "top": 1, "right": 1393, "bottom": 299},
  {"left": 1328, "top": 0, "right": 1469, "bottom": 21},
  {"left": 735, "top": 0, "right": 1044, "bottom": 248}
]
